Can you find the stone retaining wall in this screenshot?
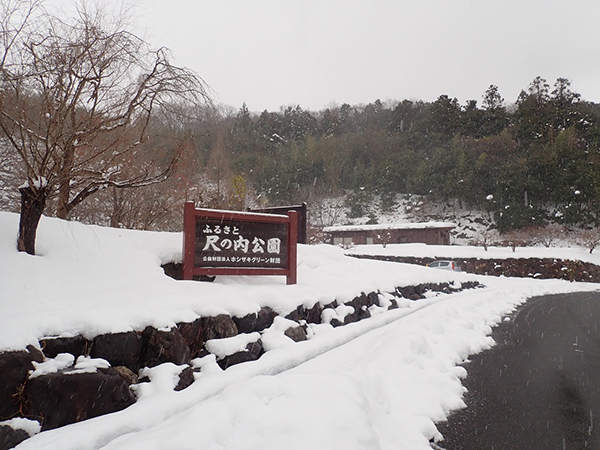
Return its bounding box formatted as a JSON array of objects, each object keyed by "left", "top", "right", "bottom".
[
  {"left": 0, "top": 279, "right": 481, "bottom": 449},
  {"left": 349, "top": 254, "right": 600, "bottom": 283}
]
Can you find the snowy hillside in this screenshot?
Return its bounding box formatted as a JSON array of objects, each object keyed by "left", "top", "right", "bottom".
[{"left": 1, "top": 211, "right": 599, "bottom": 450}]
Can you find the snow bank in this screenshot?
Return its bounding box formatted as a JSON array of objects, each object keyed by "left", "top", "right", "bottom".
[
  {"left": 347, "top": 242, "right": 600, "bottom": 264},
  {"left": 17, "top": 280, "right": 597, "bottom": 450},
  {"left": 0, "top": 211, "right": 475, "bottom": 352}
]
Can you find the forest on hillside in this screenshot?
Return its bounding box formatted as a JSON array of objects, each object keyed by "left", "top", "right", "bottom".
[
  {"left": 215, "top": 77, "right": 600, "bottom": 233},
  {"left": 94, "top": 76, "right": 600, "bottom": 234},
  {"left": 3, "top": 72, "right": 600, "bottom": 235}
]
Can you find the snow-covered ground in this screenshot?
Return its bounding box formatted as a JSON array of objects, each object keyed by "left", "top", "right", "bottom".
[
  {"left": 345, "top": 241, "right": 600, "bottom": 264},
  {"left": 1, "top": 211, "right": 599, "bottom": 450}
]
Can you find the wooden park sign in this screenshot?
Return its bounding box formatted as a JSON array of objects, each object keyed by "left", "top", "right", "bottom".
[{"left": 183, "top": 202, "right": 297, "bottom": 284}]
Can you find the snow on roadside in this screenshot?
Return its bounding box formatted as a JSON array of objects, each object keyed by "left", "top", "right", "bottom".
[
  {"left": 16, "top": 278, "right": 598, "bottom": 450},
  {"left": 346, "top": 242, "right": 600, "bottom": 264}
]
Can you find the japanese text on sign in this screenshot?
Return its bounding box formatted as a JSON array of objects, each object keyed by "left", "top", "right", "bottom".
[
  {"left": 182, "top": 203, "right": 297, "bottom": 284},
  {"left": 195, "top": 218, "right": 288, "bottom": 269}
]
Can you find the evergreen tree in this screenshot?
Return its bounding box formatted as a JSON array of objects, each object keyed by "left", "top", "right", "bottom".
[
  {"left": 480, "top": 85, "right": 509, "bottom": 136},
  {"left": 431, "top": 95, "right": 462, "bottom": 136}
]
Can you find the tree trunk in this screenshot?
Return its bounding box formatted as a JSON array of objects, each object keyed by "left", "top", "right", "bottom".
[
  {"left": 56, "top": 179, "right": 70, "bottom": 219},
  {"left": 18, "top": 185, "right": 47, "bottom": 255},
  {"left": 56, "top": 148, "right": 75, "bottom": 220},
  {"left": 109, "top": 186, "right": 124, "bottom": 228}
]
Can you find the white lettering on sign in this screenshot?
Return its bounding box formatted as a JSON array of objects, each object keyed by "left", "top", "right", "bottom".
[
  {"left": 198, "top": 219, "right": 286, "bottom": 269},
  {"left": 252, "top": 237, "right": 265, "bottom": 253},
  {"left": 220, "top": 238, "right": 233, "bottom": 250},
  {"left": 203, "top": 225, "right": 240, "bottom": 235},
  {"left": 202, "top": 256, "right": 282, "bottom": 264},
  {"left": 267, "top": 238, "right": 281, "bottom": 254},
  {"left": 203, "top": 235, "right": 221, "bottom": 252},
  {"left": 201, "top": 231, "right": 282, "bottom": 256},
  {"left": 234, "top": 235, "right": 250, "bottom": 253}
]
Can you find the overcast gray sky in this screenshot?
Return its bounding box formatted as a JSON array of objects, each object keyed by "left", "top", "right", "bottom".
[{"left": 130, "top": 1, "right": 600, "bottom": 111}]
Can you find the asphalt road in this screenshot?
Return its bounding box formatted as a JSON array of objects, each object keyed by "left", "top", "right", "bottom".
[{"left": 436, "top": 291, "right": 600, "bottom": 450}]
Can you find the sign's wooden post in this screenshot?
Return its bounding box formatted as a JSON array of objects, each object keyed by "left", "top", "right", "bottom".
[
  {"left": 182, "top": 201, "right": 197, "bottom": 281},
  {"left": 286, "top": 210, "right": 297, "bottom": 285},
  {"left": 182, "top": 202, "right": 298, "bottom": 284}
]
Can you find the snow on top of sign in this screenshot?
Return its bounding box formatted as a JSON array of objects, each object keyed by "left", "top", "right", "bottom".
[
  {"left": 323, "top": 222, "right": 457, "bottom": 232},
  {"left": 188, "top": 204, "right": 292, "bottom": 219}
]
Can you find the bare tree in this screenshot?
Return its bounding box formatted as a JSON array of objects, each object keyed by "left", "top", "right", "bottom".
[
  {"left": 473, "top": 229, "right": 495, "bottom": 251},
  {"left": 205, "top": 129, "right": 231, "bottom": 207},
  {"left": 0, "top": 137, "right": 22, "bottom": 212},
  {"left": 0, "top": 1, "right": 211, "bottom": 254},
  {"left": 0, "top": 0, "right": 47, "bottom": 250},
  {"left": 309, "top": 197, "right": 345, "bottom": 228},
  {"left": 577, "top": 229, "right": 600, "bottom": 254}
]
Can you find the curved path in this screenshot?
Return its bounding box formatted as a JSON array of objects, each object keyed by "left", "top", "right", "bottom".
[{"left": 437, "top": 291, "right": 600, "bottom": 450}]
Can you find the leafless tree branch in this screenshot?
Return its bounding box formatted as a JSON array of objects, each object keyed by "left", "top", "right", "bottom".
[{"left": 0, "top": 0, "right": 213, "bottom": 253}]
